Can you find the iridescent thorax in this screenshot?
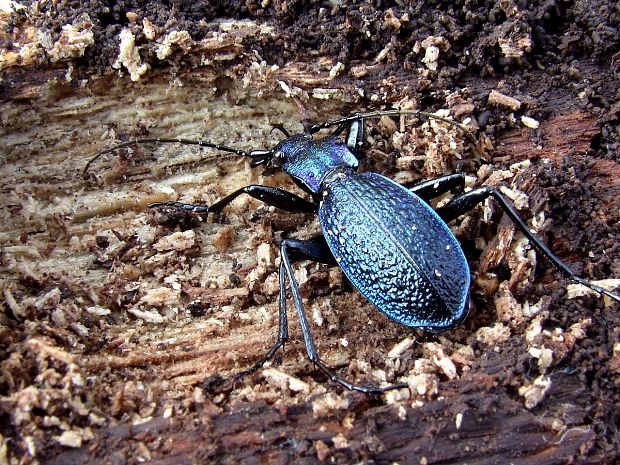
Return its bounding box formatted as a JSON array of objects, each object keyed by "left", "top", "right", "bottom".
[{"left": 278, "top": 135, "right": 359, "bottom": 193}]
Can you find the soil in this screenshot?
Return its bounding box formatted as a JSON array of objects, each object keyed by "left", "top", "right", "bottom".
[{"left": 1, "top": 1, "right": 619, "bottom": 464}]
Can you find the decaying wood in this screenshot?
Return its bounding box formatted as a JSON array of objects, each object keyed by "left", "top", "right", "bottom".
[
  {"left": 2, "top": 4, "right": 620, "bottom": 465},
  {"left": 43, "top": 376, "right": 595, "bottom": 465},
  {"left": 1, "top": 69, "right": 615, "bottom": 464},
  {"left": 492, "top": 111, "right": 600, "bottom": 163}
]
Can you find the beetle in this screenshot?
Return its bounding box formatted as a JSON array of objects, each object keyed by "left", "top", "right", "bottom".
[{"left": 85, "top": 109, "right": 620, "bottom": 393}]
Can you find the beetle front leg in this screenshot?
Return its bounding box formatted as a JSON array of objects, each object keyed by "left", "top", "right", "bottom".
[
  {"left": 149, "top": 184, "right": 318, "bottom": 215},
  {"left": 344, "top": 118, "right": 365, "bottom": 157},
  {"left": 279, "top": 239, "right": 409, "bottom": 394},
  {"left": 437, "top": 186, "right": 620, "bottom": 302}
]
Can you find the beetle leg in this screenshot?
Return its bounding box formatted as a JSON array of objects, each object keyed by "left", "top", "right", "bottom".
[
  {"left": 278, "top": 239, "right": 409, "bottom": 394},
  {"left": 270, "top": 123, "right": 291, "bottom": 139},
  {"left": 149, "top": 185, "right": 318, "bottom": 215},
  {"left": 282, "top": 236, "right": 337, "bottom": 265},
  {"left": 308, "top": 110, "right": 479, "bottom": 157},
  {"left": 232, "top": 262, "right": 290, "bottom": 381},
  {"left": 147, "top": 201, "right": 211, "bottom": 214},
  {"left": 233, "top": 236, "right": 335, "bottom": 383},
  {"left": 437, "top": 186, "right": 620, "bottom": 302},
  {"left": 344, "top": 118, "right": 365, "bottom": 157},
  {"left": 410, "top": 173, "right": 465, "bottom": 202},
  {"left": 319, "top": 118, "right": 365, "bottom": 158}
]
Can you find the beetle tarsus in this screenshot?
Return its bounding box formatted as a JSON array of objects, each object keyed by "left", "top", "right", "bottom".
[
  {"left": 573, "top": 277, "right": 620, "bottom": 302},
  {"left": 312, "top": 359, "right": 409, "bottom": 394},
  {"left": 148, "top": 201, "right": 211, "bottom": 213}
]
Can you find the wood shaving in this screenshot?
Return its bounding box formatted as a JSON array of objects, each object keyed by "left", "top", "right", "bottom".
[
  {"left": 154, "top": 230, "right": 196, "bottom": 252},
  {"left": 488, "top": 90, "right": 522, "bottom": 111},
  {"left": 312, "top": 393, "right": 350, "bottom": 418},
  {"left": 519, "top": 375, "right": 551, "bottom": 409},
  {"left": 113, "top": 28, "right": 150, "bottom": 81},
  {"left": 315, "top": 439, "right": 330, "bottom": 461},
  {"left": 475, "top": 323, "right": 511, "bottom": 346},
  {"left": 143, "top": 18, "right": 156, "bottom": 40},
  {"left": 498, "top": 33, "right": 532, "bottom": 58},
  {"left": 405, "top": 373, "right": 439, "bottom": 398},
  {"left": 262, "top": 368, "right": 311, "bottom": 393},
  {"left": 55, "top": 430, "right": 84, "bottom": 448},
  {"left": 493, "top": 281, "right": 524, "bottom": 328},
  {"left": 610, "top": 343, "right": 620, "bottom": 373},
  {"left": 156, "top": 30, "right": 193, "bottom": 60},
  {"left": 47, "top": 19, "right": 94, "bottom": 62},
  {"left": 387, "top": 337, "right": 415, "bottom": 359},
  {"left": 521, "top": 116, "right": 540, "bottom": 129},
  {"left": 422, "top": 342, "right": 457, "bottom": 379},
  {"left": 329, "top": 62, "right": 345, "bottom": 78},
  {"left": 211, "top": 226, "right": 236, "bottom": 251},
  {"left": 138, "top": 287, "right": 181, "bottom": 307}
]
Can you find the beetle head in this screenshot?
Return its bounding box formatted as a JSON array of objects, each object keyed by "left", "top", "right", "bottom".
[{"left": 248, "top": 133, "right": 311, "bottom": 170}]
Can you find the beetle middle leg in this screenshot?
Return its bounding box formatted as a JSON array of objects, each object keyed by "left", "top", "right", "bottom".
[
  {"left": 436, "top": 186, "right": 620, "bottom": 301},
  {"left": 275, "top": 237, "right": 409, "bottom": 394},
  {"left": 410, "top": 173, "right": 465, "bottom": 202}
]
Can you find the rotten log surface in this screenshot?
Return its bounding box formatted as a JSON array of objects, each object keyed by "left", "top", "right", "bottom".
[
  {"left": 2, "top": 69, "right": 617, "bottom": 465},
  {"left": 43, "top": 378, "right": 595, "bottom": 465},
  {"left": 2, "top": 5, "right": 620, "bottom": 465}
]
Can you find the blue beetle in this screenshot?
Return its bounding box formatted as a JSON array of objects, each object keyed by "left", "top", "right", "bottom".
[{"left": 86, "top": 110, "right": 620, "bottom": 393}]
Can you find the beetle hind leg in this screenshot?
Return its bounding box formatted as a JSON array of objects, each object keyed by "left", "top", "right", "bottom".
[
  {"left": 409, "top": 173, "right": 465, "bottom": 202},
  {"left": 231, "top": 263, "right": 290, "bottom": 383},
  {"left": 437, "top": 186, "right": 620, "bottom": 302},
  {"left": 278, "top": 238, "right": 409, "bottom": 394}
]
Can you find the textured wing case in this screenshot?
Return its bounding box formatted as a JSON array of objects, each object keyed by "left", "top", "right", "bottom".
[{"left": 319, "top": 172, "right": 470, "bottom": 329}]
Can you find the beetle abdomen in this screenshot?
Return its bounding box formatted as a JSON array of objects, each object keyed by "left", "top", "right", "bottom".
[{"left": 319, "top": 172, "right": 470, "bottom": 329}]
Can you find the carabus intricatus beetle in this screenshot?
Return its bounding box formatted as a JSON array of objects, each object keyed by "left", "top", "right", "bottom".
[{"left": 85, "top": 110, "right": 620, "bottom": 393}]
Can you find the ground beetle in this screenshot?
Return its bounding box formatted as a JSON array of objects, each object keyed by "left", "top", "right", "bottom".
[{"left": 85, "top": 110, "right": 620, "bottom": 393}]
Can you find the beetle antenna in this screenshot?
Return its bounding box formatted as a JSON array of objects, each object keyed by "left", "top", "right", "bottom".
[
  {"left": 83, "top": 138, "right": 250, "bottom": 178},
  {"left": 309, "top": 110, "right": 481, "bottom": 157}
]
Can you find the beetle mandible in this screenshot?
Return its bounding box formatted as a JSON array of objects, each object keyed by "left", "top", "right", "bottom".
[{"left": 86, "top": 109, "right": 620, "bottom": 393}]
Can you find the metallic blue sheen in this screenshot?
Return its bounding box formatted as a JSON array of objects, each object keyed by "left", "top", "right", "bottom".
[
  {"left": 279, "top": 135, "right": 359, "bottom": 193},
  {"left": 319, "top": 171, "right": 470, "bottom": 330}
]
